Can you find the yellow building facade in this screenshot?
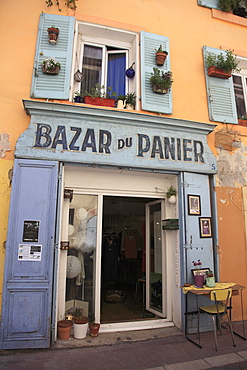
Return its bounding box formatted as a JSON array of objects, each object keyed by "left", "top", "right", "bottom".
[{"left": 1, "top": 0, "right": 247, "bottom": 349}]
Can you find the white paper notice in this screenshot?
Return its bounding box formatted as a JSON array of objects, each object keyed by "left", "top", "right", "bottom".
[{"left": 18, "top": 244, "right": 42, "bottom": 261}]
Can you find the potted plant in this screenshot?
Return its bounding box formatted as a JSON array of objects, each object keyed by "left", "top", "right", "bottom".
[
  {"left": 42, "top": 57, "right": 61, "bottom": 75},
  {"left": 74, "top": 91, "right": 83, "bottom": 103},
  {"left": 125, "top": 92, "right": 136, "bottom": 110},
  {"left": 206, "top": 270, "right": 215, "bottom": 287},
  {"left": 166, "top": 186, "right": 177, "bottom": 205},
  {"left": 204, "top": 49, "right": 240, "bottom": 79},
  {"left": 155, "top": 45, "right": 168, "bottom": 66},
  {"left": 73, "top": 309, "right": 88, "bottom": 339},
  {"left": 150, "top": 68, "right": 173, "bottom": 94},
  {"left": 117, "top": 94, "right": 126, "bottom": 109},
  {"left": 89, "top": 314, "right": 100, "bottom": 337},
  {"left": 57, "top": 318, "right": 73, "bottom": 340},
  {"left": 84, "top": 84, "right": 117, "bottom": 107},
  {"left": 47, "top": 26, "right": 59, "bottom": 44}
]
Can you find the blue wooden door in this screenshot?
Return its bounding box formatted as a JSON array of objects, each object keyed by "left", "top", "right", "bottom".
[{"left": 0, "top": 159, "right": 58, "bottom": 349}]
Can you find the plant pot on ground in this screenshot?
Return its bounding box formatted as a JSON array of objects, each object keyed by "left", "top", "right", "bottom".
[
  {"left": 155, "top": 45, "right": 168, "bottom": 66},
  {"left": 204, "top": 49, "right": 240, "bottom": 79},
  {"left": 89, "top": 323, "right": 100, "bottom": 337},
  {"left": 73, "top": 315, "right": 88, "bottom": 339},
  {"left": 57, "top": 319, "right": 73, "bottom": 340},
  {"left": 150, "top": 68, "right": 173, "bottom": 94}
]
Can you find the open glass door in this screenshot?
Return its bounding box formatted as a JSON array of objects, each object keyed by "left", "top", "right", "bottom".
[{"left": 145, "top": 200, "right": 166, "bottom": 318}]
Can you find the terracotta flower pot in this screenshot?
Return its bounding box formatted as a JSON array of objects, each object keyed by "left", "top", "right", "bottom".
[
  {"left": 156, "top": 52, "right": 168, "bottom": 66},
  {"left": 47, "top": 27, "right": 59, "bottom": 44},
  {"left": 57, "top": 320, "right": 73, "bottom": 340},
  {"left": 89, "top": 323, "right": 100, "bottom": 337},
  {"left": 84, "top": 96, "right": 115, "bottom": 107},
  {"left": 207, "top": 66, "right": 231, "bottom": 79}
]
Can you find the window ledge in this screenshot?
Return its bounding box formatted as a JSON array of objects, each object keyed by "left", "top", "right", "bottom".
[{"left": 212, "top": 8, "right": 247, "bottom": 27}]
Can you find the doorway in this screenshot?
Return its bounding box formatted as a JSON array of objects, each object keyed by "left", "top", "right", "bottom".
[{"left": 101, "top": 196, "right": 164, "bottom": 323}]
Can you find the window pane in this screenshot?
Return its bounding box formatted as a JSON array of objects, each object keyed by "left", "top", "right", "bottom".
[
  {"left": 66, "top": 194, "right": 97, "bottom": 321},
  {"left": 107, "top": 53, "right": 126, "bottom": 96},
  {"left": 233, "top": 75, "right": 246, "bottom": 118},
  {"left": 81, "top": 45, "right": 102, "bottom": 95}
]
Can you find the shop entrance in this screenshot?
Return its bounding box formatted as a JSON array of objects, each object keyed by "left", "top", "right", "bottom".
[
  {"left": 60, "top": 166, "right": 172, "bottom": 329},
  {"left": 102, "top": 196, "right": 152, "bottom": 323}
]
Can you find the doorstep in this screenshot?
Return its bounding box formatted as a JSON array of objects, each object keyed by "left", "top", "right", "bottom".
[{"left": 53, "top": 326, "right": 183, "bottom": 350}]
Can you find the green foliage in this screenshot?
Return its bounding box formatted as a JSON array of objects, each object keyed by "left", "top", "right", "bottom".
[
  {"left": 205, "top": 49, "right": 240, "bottom": 73},
  {"left": 84, "top": 84, "right": 117, "bottom": 99},
  {"left": 117, "top": 94, "right": 126, "bottom": 101},
  {"left": 45, "top": 0, "right": 77, "bottom": 11},
  {"left": 150, "top": 68, "right": 173, "bottom": 90},
  {"left": 125, "top": 92, "right": 136, "bottom": 108},
  {"left": 218, "top": 0, "right": 239, "bottom": 12},
  {"left": 166, "top": 186, "right": 177, "bottom": 199},
  {"left": 156, "top": 45, "right": 168, "bottom": 54}
]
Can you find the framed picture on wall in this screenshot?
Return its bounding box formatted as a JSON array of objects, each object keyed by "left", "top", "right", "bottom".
[
  {"left": 188, "top": 194, "right": 201, "bottom": 216},
  {"left": 199, "top": 217, "right": 212, "bottom": 238}
]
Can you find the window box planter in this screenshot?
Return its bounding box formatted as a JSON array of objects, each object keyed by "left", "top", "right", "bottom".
[
  {"left": 207, "top": 66, "right": 231, "bottom": 79},
  {"left": 42, "top": 65, "right": 60, "bottom": 75},
  {"left": 84, "top": 96, "right": 115, "bottom": 107},
  {"left": 152, "top": 84, "right": 169, "bottom": 94},
  {"left": 238, "top": 119, "right": 247, "bottom": 127}
]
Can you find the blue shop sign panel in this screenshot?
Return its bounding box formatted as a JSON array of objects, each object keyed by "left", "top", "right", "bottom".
[{"left": 18, "top": 101, "right": 217, "bottom": 174}]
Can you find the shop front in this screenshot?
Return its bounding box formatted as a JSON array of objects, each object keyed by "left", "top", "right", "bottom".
[{"left": 0, "top": 100, "right": 217, "bottom": 349}]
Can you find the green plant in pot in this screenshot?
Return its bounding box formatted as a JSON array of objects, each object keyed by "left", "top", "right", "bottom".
[
  {"left": 74, "top": 90, "right": 83, "bottom": 103},
  {"left": 150, "top": 68, "right": 173, "bottom": 94},
  {"left": 166, "top": 186, "right": 177, "bottom": 204},
  {"left": 205, "top": 49, "right": 240, "bottom": 78},
  {"left": 89, "top": 313, "right": 100, "bottom": 337},
  {"left": 84, "top": 84, "right": 117, "bottom": 107},
  {"left": 125, "top": 92, "right": 136, "bottom": 109},
  {"left": 117, "top": 94, "right": 126, "bottom": 109},
  {"left": 206, "top": 270, "right": 215, "bottom": 287},
  {"left": 155, "top": 45, "right": 168, "bottom": 66}
]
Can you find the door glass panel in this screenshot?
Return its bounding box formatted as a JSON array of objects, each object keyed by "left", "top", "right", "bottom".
[
  {"left": 146, "top": 201, "right": 166, "bottom": 317},
  {"left": 65, "top": 194, "right": 97, "bottom": 321}
]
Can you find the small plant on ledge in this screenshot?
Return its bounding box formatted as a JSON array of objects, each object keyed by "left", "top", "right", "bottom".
[
  {"left": 125, "top": 92, "right": 136, "bottom": 109},
  {"left": 84, "top": 84, "right": 117, "bottom": 107},
  {"left": 150, "top": 67, "right": 173, "bottom": 94}
]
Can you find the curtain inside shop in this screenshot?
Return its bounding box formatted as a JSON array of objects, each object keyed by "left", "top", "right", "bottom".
[
  {"left": 81, "top": 45, "right": 103, "bottom": 95},
  {"left": 107, "top": 53, "right": 126, "bottom": 96}
]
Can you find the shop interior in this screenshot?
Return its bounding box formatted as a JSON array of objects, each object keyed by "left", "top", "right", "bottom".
[{"left": 65, "top": 194, "right": 162, "bottom": 324}]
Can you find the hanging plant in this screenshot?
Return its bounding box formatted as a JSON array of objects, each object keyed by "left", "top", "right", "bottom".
[
  {"left": 42, "top": 57, "right": 61, "bottom": 75},
  {"left": 150, "top": 68, "right": 173, "bottom": 94},
  {"left": 47, "top": 26, "right": 59, "bottom": 45},
  {"left": 45, "top": 0, "right": 77, "bottom": 11},
  {"left": 155, "top": 45, "right": 168, "bottom": 66}
]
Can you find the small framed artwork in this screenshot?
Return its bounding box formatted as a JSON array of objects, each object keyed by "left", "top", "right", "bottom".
[
  {"left": 199, "top": 217, "right": 212, "bottom": 238},
  {"left": 188, "top": 195, "right": 201, "bottom": 216}
]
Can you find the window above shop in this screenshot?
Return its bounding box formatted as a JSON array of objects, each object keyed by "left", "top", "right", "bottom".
[
  {"left": 233, "top": 57, "right": 247, "bottom": 122},
  {"left": 73, "top": 22, "right": 137, "bottom": 101}
]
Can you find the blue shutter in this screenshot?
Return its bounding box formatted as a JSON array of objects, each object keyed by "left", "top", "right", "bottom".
[
  {"left": 140, "top": 31, "right": 172, "bottom": 114},
  {"left": 203, "top": 46, "right": 238, "bottom": 124},
  {"left": 198, "top": 0, "right": 219, "bottom": 9},
  {"left": 1, "top": 159, "right": 58, "bottom": 349},
  {"left": 31, "top": 13, "right": 75, "bottom": 99}
]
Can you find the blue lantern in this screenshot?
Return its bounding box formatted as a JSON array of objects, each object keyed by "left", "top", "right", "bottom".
[{"left": 125, "top": 62, "right": 135, "bottom": 78}]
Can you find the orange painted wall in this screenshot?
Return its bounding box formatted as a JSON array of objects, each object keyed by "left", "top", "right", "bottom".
[{"left": 217, "top": 187, "right": 247, "bottom": 320}]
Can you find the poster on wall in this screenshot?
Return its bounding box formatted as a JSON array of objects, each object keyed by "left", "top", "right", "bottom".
[
  {"left": 18, "top": 244, "right": 42, "bottom": 261},
  {"left": 22, "top": 220, "right": 40, "bottom": 242}
]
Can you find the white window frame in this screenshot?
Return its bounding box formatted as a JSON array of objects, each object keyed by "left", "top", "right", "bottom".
[
  {"left": 71, "top": 22, "right": 139, "bottom": 107},
  {"left": 233, "top": 56, "right": 247, "bottom": 119}
]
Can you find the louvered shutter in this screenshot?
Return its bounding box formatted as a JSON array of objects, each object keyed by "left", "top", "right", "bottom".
[
  {"left": 203, "top": 46, "right": 238, "bottom": 124},
  {"left": 140, "top": 31, "right": 172, "bottom": 114},
  {"left": 31, "top": 13, "right": 75, "bottom": 99},
  {"left": 198, "top": 0, "right": 219, "bottom": 9}
]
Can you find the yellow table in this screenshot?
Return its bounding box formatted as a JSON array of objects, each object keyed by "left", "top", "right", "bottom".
[{"left": 182, "top": 282, "right": 246, "bottom": 347}]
